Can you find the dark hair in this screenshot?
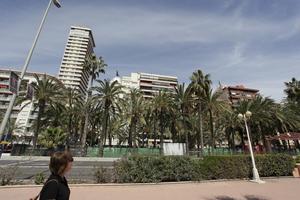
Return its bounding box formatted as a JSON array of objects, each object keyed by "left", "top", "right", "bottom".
[{"left": 49, "top": 151, "right": 73, "bottom": 176}]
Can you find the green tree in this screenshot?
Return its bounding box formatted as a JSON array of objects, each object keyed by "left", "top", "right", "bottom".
[
  {"left": 190, "top": 69, "right": 212, "bottom": 154},
  {"left": 38, "top": 127, "right": 67, "bottom": 149},
  {"left": 284, "top": 78, "right": 300, "bottom": 104},
  {"left": 174, "top": 83, "right": 193, "bottom": 154},
  {"left": 152, "top": 90, "right": 172, "bottom": 154},
  {"left": 81, "top": 54, "right": 106, "bottom": 153},
  {"left": 19, "top": 74, "right": 63, "bottom": 149},
  {"left": 62, "top": 88, "right": 83, "bottom": 147},
  {"left": 123, "top": 89, "right": 144, "bottom": 147},
  {"left": 202, "top": 85, "right": 229, "bottom": 150},
  {"left": 93, "top": 80, "right": 123, "bottom": 156}
]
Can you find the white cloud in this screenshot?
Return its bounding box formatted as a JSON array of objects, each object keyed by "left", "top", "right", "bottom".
[{"left": 0, "top": 1, "right": 299, "bottom": 102}]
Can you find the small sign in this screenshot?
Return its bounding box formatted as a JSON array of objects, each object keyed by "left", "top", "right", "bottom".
[{"left": 9, "top": 71, "right": 19, "bottom": 94}]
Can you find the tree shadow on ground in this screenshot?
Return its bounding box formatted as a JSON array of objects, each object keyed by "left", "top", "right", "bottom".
[{"left": 206, "top": 195, "right": 269, "bottom": 200}]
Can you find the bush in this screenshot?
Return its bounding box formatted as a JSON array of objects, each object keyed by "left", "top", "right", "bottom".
[
  {"left": 114, "top": 156, "right": 194, "bottom": 183},
  {"left": 94, "top": 166, "right": 108, "bottom": 183},
  {"left": 192, "top": 155, "right": 251, "bottom": 181},
  {"left": 295, "top": 156, "right": 300, "bottom": 163},
  {"left": 34, "top": 172, "right": 45, "bottom": 185},
  {"left": 0, "top": 165, "right": 18, "bottom": 185},
  {"left": 114, "top": 154, "right": 294, "bottom": 183}
]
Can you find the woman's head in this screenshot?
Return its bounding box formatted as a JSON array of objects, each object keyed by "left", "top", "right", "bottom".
[{"left": 49, "top": 151, "right": 74, "bottom": 176}]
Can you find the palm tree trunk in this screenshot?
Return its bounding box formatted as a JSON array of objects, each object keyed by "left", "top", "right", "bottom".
[
  {"left": 98, "top": 131, "right": 104, "bottom": 157},
  {"left": 128, "top": 118, "right": 133, "bottom": 147},
  {"left": 209, "top": 109, "right": 215, "bottom": 151},
  {"left": 99, "top": 108, "right": 109, "bottom": 157},
  {"left": 103, "top": 108, "right": 109, "bottom": 145},
  {"left": 66, "top": 114, "right": 72, "bottom": 149},
  {"left": 231, "top": 130, "right": 235, "bottom": 152},
  {"left": 198, "top": 100, "right": 204, "bottom": 156},
  {"left": 108, "top": 117, "right": 112, "bottom": 147},
  {"left": 184, "top": 116, "right": 189, "bottom": 155},
  {"left": 133, "top": 118, "right": 137, "bottom": 147},
  {"left": 159, "top": 111, "right": 164, "bottom": 155},
  {"left": 33, "top": 103, "right": 44, "bottom": 149},
  {"left": 82, "top": 78, "right": 93, "bottom": 155},
  {"left": 81, "top": 112, "right": 89, "bottom": 156},
  {"left": 153, "top": 112, "right": 157, "bottom": 148}
]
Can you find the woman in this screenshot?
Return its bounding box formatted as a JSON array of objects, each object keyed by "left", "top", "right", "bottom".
[{"left": 39, "top": 151, "right": 73, "bottom": 200}]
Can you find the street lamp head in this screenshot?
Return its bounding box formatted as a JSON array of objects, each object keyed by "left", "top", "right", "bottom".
[
  {"left": 237, "top": 113, "right": 244, "bottom": 120},
  {"left": 245, "top": 111, "right": 252, "bottom": 118},
  {"left": 52, "top": 0, "right": 61, "bottom": 8}
]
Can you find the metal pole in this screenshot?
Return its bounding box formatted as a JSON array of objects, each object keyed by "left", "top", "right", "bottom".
[
  {"left": 244, "top": 115, "right": 264, "bottom": 183},
  {"left": 0, "top": 0, "right": 53, "bottom": 146}
]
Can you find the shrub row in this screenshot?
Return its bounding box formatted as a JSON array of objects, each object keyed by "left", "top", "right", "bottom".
[
  {"left": 114, "top": 154, "right": 295, "bottom": 183},
  {"left": 295, "top": 156, "right": 300, "bottom": 163}
]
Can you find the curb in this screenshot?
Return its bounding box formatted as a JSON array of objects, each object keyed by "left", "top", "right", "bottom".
[{"left": 0, "top": 156, "right": 120, "bottom": 162}]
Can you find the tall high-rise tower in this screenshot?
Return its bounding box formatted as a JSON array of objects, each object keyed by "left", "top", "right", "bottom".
[{"left": 58, "top": 26, "right": 95, "bottom": 95}]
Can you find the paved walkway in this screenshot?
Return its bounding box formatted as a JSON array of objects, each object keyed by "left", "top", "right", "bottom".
[{"left": 0, "top": 178, "right": 299, "bottom": 200}]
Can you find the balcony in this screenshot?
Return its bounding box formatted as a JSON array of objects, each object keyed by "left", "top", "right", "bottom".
[
  {"left": 0, "top": 81, "right": 9, "bottom": 85},
  {"left": 0, "top": 96, "right": 11, "bottom": 101}
]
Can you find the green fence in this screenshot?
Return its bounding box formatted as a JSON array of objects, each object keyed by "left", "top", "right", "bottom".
[{"left": 87, "top": 147, "right": 160, "bottom": 157}]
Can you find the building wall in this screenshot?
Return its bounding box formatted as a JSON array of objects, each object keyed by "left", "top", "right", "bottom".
[
  {"left": 58, "top": 26, "right": 95, "bottom": 96},
  {"left": 220, "top": 85, "right": 259, "bottom": 107},
  {"left": 0, "top": 69, "right": 55, "bottom": 137},
  {"left": 114, "top": 72, "right": 178, "bottom": 98}
]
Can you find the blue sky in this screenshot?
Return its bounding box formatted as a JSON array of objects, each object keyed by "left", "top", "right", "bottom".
[{"left": 1, "top": 0, "right": 300, "bottom": 101}]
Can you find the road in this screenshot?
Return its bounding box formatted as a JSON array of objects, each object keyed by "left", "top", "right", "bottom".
[{"left": 0, "top": 157, "right": 118, "bottom": 181}]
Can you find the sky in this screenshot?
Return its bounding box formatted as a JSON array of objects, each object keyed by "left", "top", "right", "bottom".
[{"left": 1, "top": 0, "right": 300, "bottom": 101}]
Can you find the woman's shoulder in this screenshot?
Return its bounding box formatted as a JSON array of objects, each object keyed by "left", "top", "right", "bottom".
[{"left": 44, "top": 178, "right": 59, "bottom": 189}]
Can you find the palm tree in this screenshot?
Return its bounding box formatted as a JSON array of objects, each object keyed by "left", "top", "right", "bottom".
[
  {"left": 45, "top": 102, "right": 66, "bottom": 128},
  {"left": 93, "top": 79, "right": 123, "bottom": 156},
  {"left": 152, "top": 90, "right": 172, "bottom": 154},
  {"left": 202, "top": 85, "right": 229, "bottom": 150},
  {"left": 174, "top": 83, "right": 193, "bottom": 154},
  {"left": 81, "top": 54, "right": 106, "bottom": 155},
  {"left": 109, "top": 112, "right": 127, "bottom": 147},
  {"left": 62, "top": 88, "right": 83, "bottom": 148},
  {"left": 233, "top": 96, "right": 295, "bottom": 151},
  {"left": 38, "top": 127, "right": 67, "bottom": 149},
  {"left": 284, "top": 78, "right": 300, "bottom": 104},
  {"left": 20, "top": 74, "right": 63, "bottom": 149},
  {"left": 140, "top": 100, "right": 156, "bottom": 147},
  {"left": 190, "top": 69, "right": 212, "bottom": 154},
  {"left": 123, "top": 89, "right": 144, "bottom": 147},
  {"left": 219, "top": 109, "right": 241, "bottom": 151}
]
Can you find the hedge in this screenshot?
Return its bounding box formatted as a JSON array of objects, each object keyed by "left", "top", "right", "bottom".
[
  {"left": 296, "top": 156, "right": 300, "bottom": 163},
  {"left": 114, "top": 154, "right": 295, "bottom": 183}
]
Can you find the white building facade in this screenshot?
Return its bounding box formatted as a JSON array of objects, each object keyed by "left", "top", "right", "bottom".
[
  {"left": 0, "top": 68, "right": 56, "bottom": 137},
  {"left": 58, "top": 26, "right": 96, "bottom": 95},
  {"left": 113, "top": 72, "right": 178, "bottom": 98}
]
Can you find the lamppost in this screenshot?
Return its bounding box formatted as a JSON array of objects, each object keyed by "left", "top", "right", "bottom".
[
  {"left": 0, "top": 0, "right": 61, "bottom": 155},
  {"left": 238, "top": 111, "right": 265, "bottom": 184}
]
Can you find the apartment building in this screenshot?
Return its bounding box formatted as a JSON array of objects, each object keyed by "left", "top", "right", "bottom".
[
  {"left": 0, "top": 68, "right": 56, "bottom": 137},
  {"left": 58, "top": 26, "right": 96, "bottom": 95},
  {"left": 113, "top": 72, "right": 178, "bottom": 98},
  {"left": 219, "top": 85, "right": 259, "bottom": 107}
]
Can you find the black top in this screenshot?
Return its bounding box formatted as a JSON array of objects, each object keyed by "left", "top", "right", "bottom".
[{"left": 39, "top": 174, "right": 70, "bottom": 200}]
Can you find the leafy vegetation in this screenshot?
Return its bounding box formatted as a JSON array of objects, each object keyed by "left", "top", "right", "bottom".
[
  {"left": 12, "top": 60, "right": 300, "bottom": 157},
  {"left": 114, "top": 154, "right": 294, "bottom": 183}
]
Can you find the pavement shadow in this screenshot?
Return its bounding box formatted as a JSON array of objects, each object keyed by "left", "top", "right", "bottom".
[{"left": 206, "top": 195, "right": 269, "bottom": 200}]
